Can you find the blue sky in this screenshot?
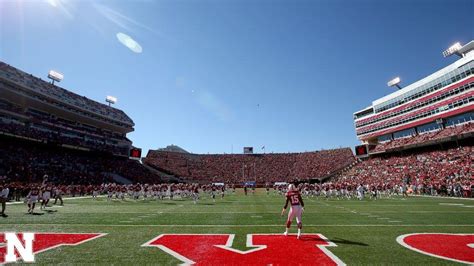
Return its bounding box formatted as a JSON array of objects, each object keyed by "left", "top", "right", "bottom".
[{"left": 0, "top": 0, "right": 472, "bottom": 154}]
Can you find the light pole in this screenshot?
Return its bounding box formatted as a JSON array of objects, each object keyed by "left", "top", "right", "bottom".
[
  {"left": 442, "top": 42, "right": 462, "bottom": 58},
  {"left": 48, "top": 70, "right": 63, "bottom": 85},
  {"left": 387, "top": 77, "right": 402, "bottom": 90},
  {"left": 106, "top": 96, "right": 117, "bottom": 107}
]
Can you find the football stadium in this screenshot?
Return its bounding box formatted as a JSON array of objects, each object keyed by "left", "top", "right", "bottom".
[{"left": 0, "top": 0, "right": 473, "bottom": 265}]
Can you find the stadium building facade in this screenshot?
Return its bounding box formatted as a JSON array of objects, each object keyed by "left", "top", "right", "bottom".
[
  {"left": 353, "top": 41, "right": 474, "bottom": 154},
  {"left": 0, "top": 61, "right": 136, "bottom": 157}
]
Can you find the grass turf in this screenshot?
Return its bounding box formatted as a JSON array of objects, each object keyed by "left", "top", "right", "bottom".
[{"left": 1, "top": 189, "right": 474, "bottom": 265}]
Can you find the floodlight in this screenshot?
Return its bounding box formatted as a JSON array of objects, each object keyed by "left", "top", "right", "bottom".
[
  {"left": 387, "top": 77, "right": 402, "bottom": 90},
  {"left": 106, "top": 96, "right": 117, "bottom": 106},
  {"left": 48, "top": 70, "right": 64, "bottom": 85},
  {"left": 442, "top": 42, "right": 462, "bottom": 58}
]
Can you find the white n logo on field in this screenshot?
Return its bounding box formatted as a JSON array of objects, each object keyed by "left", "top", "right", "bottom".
[{"left": 5, "top": 232, "right": 35, "bottom": 263}]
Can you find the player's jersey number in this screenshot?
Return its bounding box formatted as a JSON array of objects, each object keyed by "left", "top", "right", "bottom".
[{"left": 290, "top": 195, "right": 300, "bottom": 205}]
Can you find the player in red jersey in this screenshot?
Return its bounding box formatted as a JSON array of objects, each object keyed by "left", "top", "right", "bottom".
[
  {"left": 27, "top": 186, "right": 40, "bottom": 214},
  {"left": 281, "top": 184, "right": 305, "bottom": 239}
]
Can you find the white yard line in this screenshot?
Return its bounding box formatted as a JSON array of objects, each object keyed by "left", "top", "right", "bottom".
[
  {"left": 1, "top": 224, "right": 474, "bottom": 227},
  {"left": 6, "top": 195, "right": 106, "bottom": 205},
  {"left": 412, "top": 195, "right": 474, "bottom": 201}
]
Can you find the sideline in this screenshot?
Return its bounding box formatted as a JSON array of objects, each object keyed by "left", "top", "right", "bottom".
[
  {"left": 6, "top": 195, "right": 106, "bottom": 205},
  {"left": 410, "top": 195, "right": 474, "bottom": 201}
]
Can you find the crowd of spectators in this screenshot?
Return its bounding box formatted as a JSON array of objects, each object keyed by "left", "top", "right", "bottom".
[
  {"left": 0, "top": 61, "right": 133, "bottom": 126},
  {"left": 0, "top": 99, "right": 130, "bottom": 155},
  {"left": 144, "top": 148, "right": 356, "bottom": 184},
  {"left": 0, "top": 139, "right": 162, "bottom": 186},
  {"left": 333, "top": 145, "right": 473, "bottom": 197},
  {"left": 373, "top": 122, "right": 474, "bottom": 153}
]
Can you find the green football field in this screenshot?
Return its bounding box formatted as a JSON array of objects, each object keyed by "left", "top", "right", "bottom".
[{"left": 1, "top": 189, "right": 474, "bottom": 265}]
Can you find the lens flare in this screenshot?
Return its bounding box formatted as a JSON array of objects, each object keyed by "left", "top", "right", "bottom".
[
  {"left": 116, "top": 32, "right": 143, "bottom": 53},
  {"left": 47, "top": 0, "right": 59, "bottom": 7}
]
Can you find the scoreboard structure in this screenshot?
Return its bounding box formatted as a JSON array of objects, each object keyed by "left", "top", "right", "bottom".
[
  {"left": 129, "top": 148, "right": 142, "bottom": 160},
  {"left": 243, "top": 147, "right": 254, "bottom": 154}
]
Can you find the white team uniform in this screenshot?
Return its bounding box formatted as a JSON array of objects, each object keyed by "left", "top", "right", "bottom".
[
  {"left": 43, "top": 191, "right": 51, "bottom": 201},
  {"left": 28, "top": 195, "right": 38, "bottom": 204},
  {"left": 288, "top": 204, "right": 303, "bottom": 224},
  {"left": 0, "top": 188, "right": 9, "bottom": 199}
]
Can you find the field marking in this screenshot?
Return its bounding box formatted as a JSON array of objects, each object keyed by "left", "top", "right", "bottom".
[
  {"left": 396, "top": 233, "right": 474, "bottom": 265},
  {"left": 412, "top": 195, "right": 474, "bottom": 201},
  {"left": 6, "top": 195, "right": 106, "bottom": 205},
  {"left": 406, "top": 211, "right": 474, "bottom": 213},
  {"left": 5, "top": 210, "right": 472, "bottom": 214},
  {"left": 388, "top": 221, "right": 402, "bottom": 223},
  {"left": 141, "top": 233, "right": 346, "bottom": 266},
  {"left": 439, "top": 203, "right": 464, "bottom": 206},
  {"left": 8, "top": 210, "right": 473, "bottom": 214},
  {"left": 3, "top": 224, "right": 474, "bottom": 227},
  {"left": 468, "top": 244, "right": 474, "bottom": 248}
]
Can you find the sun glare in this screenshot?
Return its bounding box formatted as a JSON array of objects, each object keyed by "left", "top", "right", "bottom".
[{"left": 47, "top": 0, "right": 59, "bottom": 7}]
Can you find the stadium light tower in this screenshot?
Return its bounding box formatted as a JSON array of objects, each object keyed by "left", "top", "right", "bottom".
[
  {"left": 105, "top": 96, "right": 117, "bottom": 106},
  {"left": 48, "top": 70, "right": 63, "bottom": 85},
  {"left": 387, "top": 77, "right": 402, "bottom": 90},
  {"left": 442, "top": 42, "right": 463, "bottom": 58}
]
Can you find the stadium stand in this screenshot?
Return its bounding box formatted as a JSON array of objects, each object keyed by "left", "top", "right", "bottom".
[
  {"left": 334, "top": 144, "right": 473, "bottom": 197},
  {"left": 353, "top": 42, "right": 474, "bottom": 156},
  {"left": 371, "top": 121, "right": 474, "bottom": 153},
  {"left": 144, "top": 148, "right": 356, "bottom": 184},
  {"left": 0, "top": 62, "right": 133, "bottom": 126},
  {"left": 0, "top": 61, "right": 133, "bottom": 156},
  {"left": 0, "top": 61, "right": 163, "bottom": 185},
  {"left": 0, "top": 136, "right": 162, "bottom": 185}
]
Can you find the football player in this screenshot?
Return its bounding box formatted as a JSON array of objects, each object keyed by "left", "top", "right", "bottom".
[
  {"left": 53, "top": 185, "right": 64, "bottom": 206},
  {"left": 281, "top": 184, "right": 304, "bottom": 239},
  {"left": 41, "top": 183, "right": 53, "bottom": 210},
  {"left": 192, "top": 185, "right": 199, "bottom": 204},
  {"left": 0, "top": 181, "right": 9, "bottom": 217},
  {"left": 27, "top": 186, "right": 40, "bottom": 214}
]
